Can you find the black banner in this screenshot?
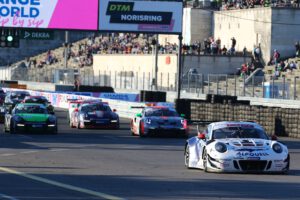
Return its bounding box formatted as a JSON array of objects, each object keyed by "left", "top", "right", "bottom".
[{"left": 109, "top": 11, "right": 172, "bottom": 25}]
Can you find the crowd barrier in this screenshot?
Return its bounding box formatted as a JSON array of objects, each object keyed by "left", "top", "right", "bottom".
[{"left": 2, "top": 88, "right": 172, "bottom": 119}]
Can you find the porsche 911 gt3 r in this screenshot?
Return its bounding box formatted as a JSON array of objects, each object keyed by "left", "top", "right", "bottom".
[
  {"left": 130, "top": 106, "right": 188, "bottom": 137},
  {"left": 184, "top": 121, "right": 289, "bottom": 173}
]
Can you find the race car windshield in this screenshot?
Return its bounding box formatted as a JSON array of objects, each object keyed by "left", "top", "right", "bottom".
[
  {"left": 145, "top": 109, "right": 179, "bottom": 117},
  {"left": 83, "top": 104, "right": 111, "bottom": 112},
  {"left": 15, "top": 106, "right": 48, "bottom": 114},
  {"left": 212, "top": 127, "right": 268, "bottom": 139},
  {"left": 11, "top": 93, "right": 29, "bottom": 100},
  {"left": 25, "top": 98, "right": 47, "bottom": 104}
]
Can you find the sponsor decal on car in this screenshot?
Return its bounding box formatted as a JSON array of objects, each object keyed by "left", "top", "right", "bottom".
[{"left": 236, "top": 152, "right": 269, "bottom": 157}]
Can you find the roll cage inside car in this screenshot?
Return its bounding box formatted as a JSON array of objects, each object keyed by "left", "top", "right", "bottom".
[{"left": 212, "top": 127, "right": 269, "bottom": 140}]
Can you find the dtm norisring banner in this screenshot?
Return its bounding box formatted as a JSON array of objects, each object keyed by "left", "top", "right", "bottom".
[
  {"left": 99, "top": 0, "right": 183, "bottom": 34},
  {"left": 0, "top": 0, "right": 99, "bottom": 30}
]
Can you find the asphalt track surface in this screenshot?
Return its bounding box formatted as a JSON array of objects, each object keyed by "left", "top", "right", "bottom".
[{"left": 0, "top": 109, "right": 299, "bottom": 200}]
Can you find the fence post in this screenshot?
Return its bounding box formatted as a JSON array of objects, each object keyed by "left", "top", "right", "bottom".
[
  {"left": 160, "top": 72, "right": 163, "bottom": 90},
  {"left": 243, "top": 75, "right": 246, "bottom": 96},
  {"left": 187, "top": 73, "right": 190, "bottom": 92},
  {"left": 216, "top": 75, "right": 219, "bottom": 95},
  {"left": 148, "top": 72, "right": 151, "bottom": 90},
  {"left": 98, "top": 70, "right": 101, "bottom": 86},
  {"left": 130, "top": 72, "right": 133, "bottom": 89},
  {"left": 272, "top": 75, "right": 275, "bottom": 98},
  {"left": 294, "top": 76, "right": 298, "bottom": 100},
  {"left": 136, "top": 72, "right": 138, "bottom": 90},
  {"left": 234, "top": 75, "right": 237, "bottom": 96},
  {"left": 124, "top": 71, "right": 127, "bottom": 89},
  {"left": 225, "top": 75, "right": 228, "bottom": 95},
  {"left": 282, "top": 75, "right": 286, "bottom": 99},
  {"left": 119, "top": 71, "right": 122, "bottom": 89},
  {"left": 208, "top": 74, "right": 210, "bottom": 94},
  {"left": 114, "top": 71, "right": 117, "bottom": 88},
  {"left": 143, "top": 72, "right": 145, "bottom": 90},
  {"left": 167, "top": 73, "right": 170, "bottom": 91},
  {"left": 252, "top": 76, "right": 255, "bottom": 97}
]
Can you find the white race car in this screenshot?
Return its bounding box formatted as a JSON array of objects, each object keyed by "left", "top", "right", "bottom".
[{"left": 184, "top": 121, "right": 289, "bottom": 173}]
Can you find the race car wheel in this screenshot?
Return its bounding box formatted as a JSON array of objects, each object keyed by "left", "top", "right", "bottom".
[
  {"left": 77, "top": 121, "right": 81, "bottom": 129},
  {"left": 184, "top": 145, "right": 190, "bottom": 169},
  {"left": 10, "top": 122, "right": 16, "bottom": 134},
  {"left": 69, "top": 119, "right": 74, "bottom": 128},
  {"left": 203, "top": 149, "right": 208, "bottom": 172},
  {"left": 139, "top": 121, "right": 145, "bottom": 137},
  {"left": 130, "top": 120, "right": 135, "bottom": 136},
  {"left": 3, "top": 123, "right": 8, "bottom": 133}
]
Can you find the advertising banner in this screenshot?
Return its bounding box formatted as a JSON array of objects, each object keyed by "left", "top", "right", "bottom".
[
  {"left": 0, "top": 0, "right": 99, "bottom": 30},
  {"left": 99, "top": 0, "right": 182, "bottom": 34}
]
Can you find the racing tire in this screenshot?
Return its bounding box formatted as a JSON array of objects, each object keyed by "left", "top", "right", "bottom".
[
  {"left": 10, "top": 122, "right": 16, "bottom": 134},
  {"left": 139, "top": 122, "right": 145, "bottom": 138},
  {"left": 282, "top": 154, "right": 290, "bottom": 174},
  {"left": 77, "top": 122, "right": 81, "bottom": 129},
  {"left": 184, "top": 145, "right": 191, "bottom": 169},
  {"left": 69, "top": 119, "right": 74, "bottom": 128},
  {"left": 203, "top": 149, "right": 208, "bottom": 172}
]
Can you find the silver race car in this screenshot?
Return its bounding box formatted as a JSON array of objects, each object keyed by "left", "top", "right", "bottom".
[
  {"left": 184, "top": 121, "right": 289, "bottom": 173},
  {"left": 130, "top": 106, "right": 188, "bottom": 137}
]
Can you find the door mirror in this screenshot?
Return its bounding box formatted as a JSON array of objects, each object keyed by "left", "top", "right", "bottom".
[
  {"left": 113, "top": 109, "right": 117, "bottom": 112},
  {"left": 198, "top": 133, "right": 206, "bottom": 140},
  {"left": 136, "top": 113, "right": 142, "bottom": 118}
]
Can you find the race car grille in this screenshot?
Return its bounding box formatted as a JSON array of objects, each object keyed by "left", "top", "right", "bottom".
[{"left": 239, "top": 160, "right": 267, "bottom": 171}]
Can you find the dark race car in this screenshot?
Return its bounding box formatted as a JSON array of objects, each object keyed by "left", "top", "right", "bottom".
[
  {"left": 72, "top": 102, "right": 119, "bottom": 129},
  {"left": 3, "top": 103, "right": 57, "bottom": 134},
  {"left": 0, "top": 90, "right": 30, "bottom": 123},
  {"left": 130, "top": 106, "right": 189, "bottom": 137},
  {"left": 23, "top": 96, "right": 55, "bottom": 114}
]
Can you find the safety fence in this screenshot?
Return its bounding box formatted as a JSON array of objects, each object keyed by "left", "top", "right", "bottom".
[{"left": 1, "top": 66, "right": 300, "bottom": 101}]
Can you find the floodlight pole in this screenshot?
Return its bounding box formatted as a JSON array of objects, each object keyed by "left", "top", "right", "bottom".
[
  {"left": 177, "top": 34, "right": 183, "bottom": 99},
  {"left": 64, "top": 31, "right": 69, "bottom": 69}
]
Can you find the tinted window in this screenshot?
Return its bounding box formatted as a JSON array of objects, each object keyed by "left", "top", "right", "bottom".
[
  {"left": 145, "top": 109, "right": 179, "bottom": 117},
  {"left": 212, "top": 127, "right": 268, "bottom": 139},
  {"left": 15, "top": 105, "right": 47, "bottom": 114},
  {"left": 82, "top": 104, "right": 111, "bottom": 112}
]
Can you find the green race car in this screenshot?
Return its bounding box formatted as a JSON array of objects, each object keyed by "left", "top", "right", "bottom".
[{"left": 3, "top": 103, "right": 57, "bottom": 134}]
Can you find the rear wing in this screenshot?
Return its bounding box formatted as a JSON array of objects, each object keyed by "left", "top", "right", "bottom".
[{"left": 189, "top": 120, "right": 215, "bottom": 133}]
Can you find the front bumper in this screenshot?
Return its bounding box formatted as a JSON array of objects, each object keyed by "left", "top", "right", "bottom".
[
  {"left": 83, "top": 119, "right": 119, "bottom": 129},
  {"left": 15, "top": 123, "right": 57, "bottom": 133},
  {"left": 146, "top": 126, "right": 188, "bottom": 137},
  {"left": 206, "top": 154, "right": 289, "bottom": 173}
]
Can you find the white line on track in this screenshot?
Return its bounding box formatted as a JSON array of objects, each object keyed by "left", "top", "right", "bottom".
[
  {"left": 0, "top": 167, "right": 125, "bottom": 200},
  {"left": 20, "top": 150, "right": 38, "bottom": 154},
  {"left": 0, "top": 193, "right": 19, "bottom": 200},
  {"left": 0, "top": 153, "right": 16, "bottom": 157}
]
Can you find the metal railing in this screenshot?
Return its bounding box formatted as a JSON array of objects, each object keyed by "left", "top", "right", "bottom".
[{"left": 1, "top": 66, "right": 299, "bottom": 100}]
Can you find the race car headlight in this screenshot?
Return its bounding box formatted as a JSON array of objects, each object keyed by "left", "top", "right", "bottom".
[
  {"left": 215, "top": 142, "right": 227, "bottom": 153},
  {"left": 272, "top": 143, "right": 283, "bottom": 153},
  {"left": 48, "top": 116, "right": 56, "bottom": 123},
  {"left": 146, "top": 118, "right": 151, "bottom": 124}
]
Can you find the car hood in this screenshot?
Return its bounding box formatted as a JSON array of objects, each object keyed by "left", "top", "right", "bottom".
[
  {"left": 216, "top": 138, "right": 271, "bottom": 149},
  {"left": 17, "top": 114, "right": 49, "bottom": 122},
  {"left": 87, "top": 111, "right": 113, "bottom": 119},
  {"left": 146, "top": 116, "right": 182, "bottom": 122}
]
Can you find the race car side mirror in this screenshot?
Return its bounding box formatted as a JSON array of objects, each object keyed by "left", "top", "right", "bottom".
[
  {"left": 180, "top": 114, "right": 185, "bottom": 118},
  {"left": 271, "top": 135, "right": 278, "bottom": 141},
  {"left": 113, "top": 109, "right": 117, "bottom": 112},
  {"left": 198, "top": 133, "right": 206, "bottom": 140},
  {"left": 136, "top": 113, "right": 142, "bottom": 118}
]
